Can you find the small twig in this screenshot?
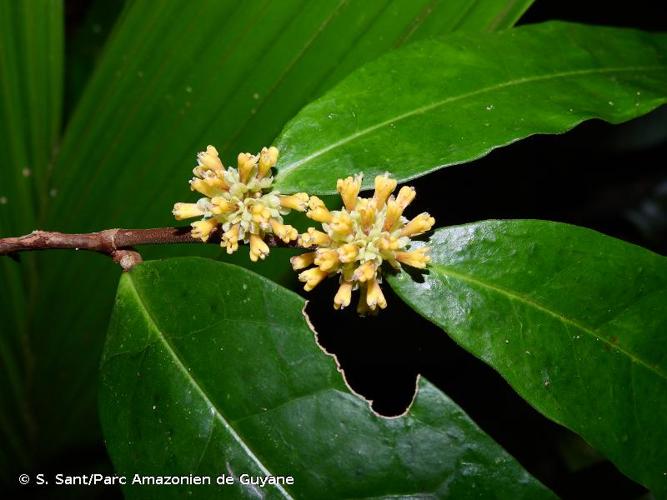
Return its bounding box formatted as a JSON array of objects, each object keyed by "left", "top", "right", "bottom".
[{"left": 0, "top": 227, "right": 299, "bottom": 271}]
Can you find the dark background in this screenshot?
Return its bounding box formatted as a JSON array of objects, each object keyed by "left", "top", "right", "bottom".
[{"left": 15, "top": 0, "right": 667, "bottom": 498}]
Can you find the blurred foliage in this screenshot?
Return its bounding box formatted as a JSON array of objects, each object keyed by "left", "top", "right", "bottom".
[
  {"left": 63, "top": 0, "right": 125, "bottom": 120},
  {"left": 0, "top": 0, "right": 63, "bottom": 483}
]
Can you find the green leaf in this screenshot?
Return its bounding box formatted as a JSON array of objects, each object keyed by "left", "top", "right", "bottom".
[
  {"left": 0, "top": 0, "right": 63, "bottom": 230},
  {"left": 47, "top": 0, "right": 533, "bottom": 231},
  {"left": 387, "top": 220, "right": 667, "bottom": 495},
  {"left": 273, "top": 22, "right": 667, "bottom": 194},
  {"left": 63, "top": 0, "right": 126, "bottom": 119},
  {"left": 20, "top": 0, "right": 535, "bottom": 464},
  {"left": 0, "top": 0, "right": 63, "bottom": 481},
  {"left": 100, "top": 257, "right": 554, "bottom": 499}
]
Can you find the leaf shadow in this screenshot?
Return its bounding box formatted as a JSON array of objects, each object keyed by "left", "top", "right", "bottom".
[{"left": 397, "top": 264, "right": 428, "bottom": 284}]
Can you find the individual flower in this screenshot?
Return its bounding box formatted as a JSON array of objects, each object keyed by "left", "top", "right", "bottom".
[
  {"left": 173, "top": 145, "right": 308, "bottom": 261},
  {"left": 291, "top": 173, "right": 435, "bottom": 315}
]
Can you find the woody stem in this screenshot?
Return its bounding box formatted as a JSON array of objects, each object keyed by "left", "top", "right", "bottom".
[{"left": 0, "top": 227, "right": 298, "bottom": 271}]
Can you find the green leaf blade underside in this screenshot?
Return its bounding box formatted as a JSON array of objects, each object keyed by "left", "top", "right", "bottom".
[
  {"left": 387, "top": 220, "right": 667, "bottom": 495},
  {"left": 273, "top": 22, "right": 667, "bottom": 194},
  {"left": 100, "top": 257, "right": 554, "bottom": 499}
]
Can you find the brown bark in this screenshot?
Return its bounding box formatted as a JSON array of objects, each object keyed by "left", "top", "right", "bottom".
[{"left": 0, "top": 227, "right": 297, "bottom": 271}]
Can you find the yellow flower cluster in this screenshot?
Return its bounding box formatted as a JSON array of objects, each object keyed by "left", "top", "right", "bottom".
[
  {"left": 172, "top": 145, "right": 309, "bottom": 261},
  {"left": 291, "top": 173, "right": 434, "bottom": 315},
  {"left": 173, "top": 146, "right": 435, "bottom": 314}
]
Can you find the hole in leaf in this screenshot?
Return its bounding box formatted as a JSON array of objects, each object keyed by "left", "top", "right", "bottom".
[{"left": 305, "top": 279, "right": 421, "bottom": 417}]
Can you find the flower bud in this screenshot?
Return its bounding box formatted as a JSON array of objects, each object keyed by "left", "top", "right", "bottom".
[
  {"left": 237, "top": 152, "right": 257, "bottom": 183},
  {"left": 270, "top": 219, "right": 298, "bottom": 243},
  {"left": 249, "top": 234, "right": 270, "bottom": 262},
  {"left": 191, "top": 219, "right": 217, "bottom": 242},
  {"left": 306, "top": 196, "right": 332, "bottom": 223},
  {"left": 279, "top": 193, "right": 309, "bottom": 211},
  {"left": 314, "top": 249, "right": 339, "bottom": 272},
  {"left": 400, "top": 213, "right": 435, "bottom": 237},
  {"left": 372, "top": 174, "right": 397, "bottom": 208},
  {"left": 258, "top": 146, "right": 279, "bottom": 178},
  {"left": 173, "top": 202, "right": 204, "bottom": 220},
  {"left": 197, "top": 145, "right": 223, "bottom": 170},
  {"left": 290, "top": 252, "right": 316, "bottom": 270},
  {"left": 298, "top": 268, "right": 328, "bottom": 292},
  {"left": 395, "top": 247, "right": 430, "bottom": 268},
  {"left": 366, "top": 278, "right": 387, "bottom": 310},
  {"left": 334, "top": 281, "right": 353, "bottom": 310},
  {"left": 336, "top": 174, "right": 362, "bottom": 211}
]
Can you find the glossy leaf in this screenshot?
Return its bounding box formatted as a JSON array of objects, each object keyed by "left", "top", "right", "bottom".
[
  {"left": 387, "top": 220, "right": 667, "bottom": 495},
  {"left": 273, "top": 22, "right": 667, "bottom": 194},
  {"left": 100, "top": 257, "right": 554, "bottom": 499},
  {"left": 24, "top": 0, "right": 534, "bottom": 461}
]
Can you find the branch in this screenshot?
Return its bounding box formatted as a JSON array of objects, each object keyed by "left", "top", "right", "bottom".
[{"left": 0, "top": 227, "right": 298, "bottom": 271}]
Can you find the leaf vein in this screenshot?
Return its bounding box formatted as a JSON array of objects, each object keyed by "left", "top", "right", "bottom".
[
  {"left": 277, "top": 64, "right": 665, "bottom": 178},
  {"left": 432, "top": 264, "right": 667, "bottom": 381},
  {"left": 124, "top": 275, "right": 294, "bottom": 499}
]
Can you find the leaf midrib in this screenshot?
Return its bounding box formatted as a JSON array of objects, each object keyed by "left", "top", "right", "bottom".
[
  {"left": 431, "top": 264, "right": 667, "bottom": 381},
  {"left": 123, "top": 274, "right": 294, "bottom": 500},
  {"left": 276, "top": 64, "right": 665, "bottom": 178}
]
